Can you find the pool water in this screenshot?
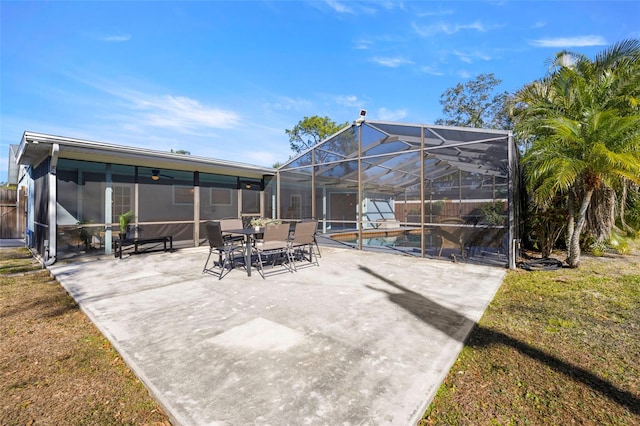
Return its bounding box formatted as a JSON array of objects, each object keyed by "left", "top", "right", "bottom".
[{"left": 332, "top": 230, "right": 426, "bottom": 248}]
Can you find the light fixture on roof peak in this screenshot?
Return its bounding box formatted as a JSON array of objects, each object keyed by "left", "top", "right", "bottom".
[{"left": 354, "top": 109, "right": 367, "bottom": 126}]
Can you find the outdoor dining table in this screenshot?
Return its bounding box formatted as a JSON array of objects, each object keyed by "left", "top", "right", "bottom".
[{"left": 225, "top": 227, "right": 264, "bottom": 277}]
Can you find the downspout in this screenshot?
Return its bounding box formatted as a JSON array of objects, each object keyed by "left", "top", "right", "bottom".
[{"left": 45, "top": 143, "right": 59, "bottom": 266}]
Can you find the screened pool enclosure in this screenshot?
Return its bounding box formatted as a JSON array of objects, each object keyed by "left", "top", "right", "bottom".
[
  {"left": 278, "top": 121, "right": 521, "bottom": 268},
  {"left": 15, "top": 121, "right": 520, "bottom": 268}
]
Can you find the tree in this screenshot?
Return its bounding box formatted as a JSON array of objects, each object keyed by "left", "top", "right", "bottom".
[
  {"left": 514, "top": 39, "right": 640, "bottom": 267},
  {"left": 285, "top": 116, "right": 349, "bottom": 154},
  {"left": 435, "top": 73, "right": 512, "bottom": 130},
  {"left": 170, "top": 149, "right": 191, "bottom": 155}
]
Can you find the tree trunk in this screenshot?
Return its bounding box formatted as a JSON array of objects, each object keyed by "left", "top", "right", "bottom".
[
  {"left": 619, "top": 179, "right": 635, "bottom": 233},
  {"left": 567, "top": 188, "right": 594, "bottom": 268},
  {"left": 585, "top": 186, "right": 614, "bottom": 243},
  {"left": 566, "top": 190, "right": 575, "bottom": 250}
]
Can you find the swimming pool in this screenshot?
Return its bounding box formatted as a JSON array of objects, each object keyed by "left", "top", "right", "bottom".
[
  {"left": 330, "top": 229, "right": 424, "bottom": 248},
  {"left": 329, "top": 227, "right": 508, "bottom": 264}
]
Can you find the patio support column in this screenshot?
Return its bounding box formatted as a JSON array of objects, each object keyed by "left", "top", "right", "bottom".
[
  {"left": 77, "top": 169, "right": 83, "bottom": 222},
  {"left": 420, "top": 127, "right": 425, "bottom": 258},
  {"left": 105, "top": 164, "right": 113, "bottom": 255},
  {"left": 236, "top": 180, "right": 242, "bottom": 218},
  {"left": 492, "top": 175, "right": 496, "bottom": 201},
  {"left": 47, "top": 144, "right": 59, "bottom": 262},
  {"left": 272, "top": 193, "right": 276, "bottom": 220},
  {"left": 276, "top": 173, "right": 281, "bottom": 220},
  {"left": 193, "top": 171, "right": 200, "bottom": 246},
  {"left": 429, "top": 180, "right": 433, "bottom": 223},
  {"left": 260, "top": 190, "right": 265, "bottom": 218},
  {"left": 357, "top": 124, "right": 363, "bottom": 250},
  {"left": 311, "top": 148, "right": 316, "bottom": 220},
  {"left": 322, "top": 186, "right": 327, "bottom": 233},
  {"left": 507, "top": 131, "right": 517, "bottom": 269},
  {"left": 134, "top": 167, "right": 139, "bottom": 239}
]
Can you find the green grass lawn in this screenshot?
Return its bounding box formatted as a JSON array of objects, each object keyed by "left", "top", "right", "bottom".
[{"left": 421, "top": 245, "right": 640, "bottom": 425}]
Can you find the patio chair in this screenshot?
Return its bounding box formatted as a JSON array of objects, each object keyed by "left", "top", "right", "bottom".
[
  {"left": 434, "top": 217, "right": 467, "bottom": 259},
  {"left": 300, "top": 218, "right": 322, "bottom": 258},
  {"left": 288, "top": 220, "right": 320, "bottom": 270},
  {"left": 219, "top": 218, "right": 245, "bottom": 244},
  {"left": 252, "top": 223, "right": 294, "bottom": 279},
  {"left": 203, "top": 221, "right": 245, "bottom": 280}
]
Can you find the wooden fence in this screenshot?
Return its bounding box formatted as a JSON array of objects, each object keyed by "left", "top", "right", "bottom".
[{"left": 0, "top": 187, "right": 25, "bottom": 239}]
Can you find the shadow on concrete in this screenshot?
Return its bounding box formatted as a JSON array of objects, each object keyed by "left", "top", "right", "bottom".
[{"left": 359, "top": 265, "right": 640, "bottom": 416}]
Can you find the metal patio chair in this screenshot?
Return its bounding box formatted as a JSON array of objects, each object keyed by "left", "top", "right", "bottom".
[
  {"left": 219, "top": 218, "right": 245, "bottom": 244},
  {"left": 300, "top": 218, "right": 322, "bottom": 258},
  {"left": 288, "top": 220, "right": 320, "bottom": 270},
  {"left": 252, "top": 223, "right": 294, "bottom": 279},
  {"left": 203, "top": 221, "right": 245, "bottom": 280}
]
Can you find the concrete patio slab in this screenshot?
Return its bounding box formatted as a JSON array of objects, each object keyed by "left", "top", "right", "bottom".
[{"left": 48, "top": 246, "right": 505, "bottom": 425}]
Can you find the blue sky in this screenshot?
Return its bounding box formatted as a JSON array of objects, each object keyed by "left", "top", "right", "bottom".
[{"left": 2, "top": 1, "right": 639, "bottom": 179}]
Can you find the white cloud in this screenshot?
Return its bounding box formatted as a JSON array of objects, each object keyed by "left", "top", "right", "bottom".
[
  {"left": 412, "top": 20, "right": 486, "bottom": 37},
  {"left": 372, "top": 56, "right": 413, "bottom": 68},
  {"left": 335, "top": 95, "right": 361, "bottom": 107},
  {"left": 416, "top": 9, "right": 454, "bottom": 17},
  {"left": 376, "top": 107, "right": 408, "bottom": 121},
  {"left": 125, "top": 94, "right": 240, "bottom": 130},
  {"left": 453, "top": 50, "right": 492, "bottom": 64},
  {"left": 457, "top": 70, "right": 471, "bottom": 79},
  {"left": 325, "top": 0, "right": 353, "bottom": 13},
  {"left": 100, "top": 34, "right": 131, "bottom": 42},
  {"left": 530, "top": 35, "right": 607, "bottom": 47},
  {"left": 452, "top": 21, "right": 486, "bottom": 33},
  {"left": 378, "top": 1, "right": 406, "bottom": 11},
  {"left": 67, "top": 78, "right": 241, "bottom": 135},
  {"left": 354, "top": 39, "right": 373, "bottom": 50},
  {"left": 421, "top": 66, "right": 444, "bottom": 76},
  {"left": 42, "top": 74, "right": 241, "bottom": 136},
  {"left": 267, "top": 96, "right": 313, "bottom": 111}
]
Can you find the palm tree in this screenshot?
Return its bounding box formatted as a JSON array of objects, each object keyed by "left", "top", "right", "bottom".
[{"left": 515, "top": 39, "right": 640, "bottom": 267}]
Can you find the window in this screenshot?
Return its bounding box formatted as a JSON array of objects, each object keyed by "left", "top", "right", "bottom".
[
  {"left": 173, "top": 185, "right": 194, "bottom": 205},
  {"left": 113, "top": 185, "right": 132, "bottom": 217},
  {"left": 210, "top": 188, "right": 232, "bottom": 206}
]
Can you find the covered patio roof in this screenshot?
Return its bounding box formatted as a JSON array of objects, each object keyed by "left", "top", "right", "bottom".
[{"left": 16, "top": 131, "right": 276, "bottom": 179}]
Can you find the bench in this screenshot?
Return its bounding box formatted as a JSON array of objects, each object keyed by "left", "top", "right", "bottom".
[{"left": 114, "top": 236, "right": 173, "bottom": 259}]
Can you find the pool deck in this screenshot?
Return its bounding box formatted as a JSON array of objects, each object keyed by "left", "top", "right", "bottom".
[{"left": 47, "top": 244, "right": 506, "bottom": 425}]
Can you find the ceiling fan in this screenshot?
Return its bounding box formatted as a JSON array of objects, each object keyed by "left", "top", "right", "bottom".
[{"left": 150, "top": 169, "right": 174, "bottom": 181}]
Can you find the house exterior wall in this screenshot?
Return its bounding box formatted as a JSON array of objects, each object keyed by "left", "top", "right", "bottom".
[{"left": 23, "top": 157, "right": 275, "bottom": 260}]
